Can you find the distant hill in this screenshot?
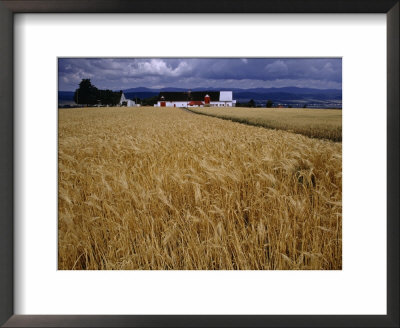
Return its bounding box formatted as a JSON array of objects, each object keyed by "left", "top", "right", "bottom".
[
  {"left": 59, "top": 91, "right": 75, "bottom": 100},
  {"left": 58, "top": 91, "right": 76, "bottom": 107},
  {"left": 123, "top": 87, "right": 188, "bottom": 93},
  {"left": 124, "top": 92, "right": 159, "bottom": 100},
  {"left": 122, "top": 86, "right": 341, "bottom": 94},
  {"left": 58, "top": 87, "right": 342, "bottom": 108}
]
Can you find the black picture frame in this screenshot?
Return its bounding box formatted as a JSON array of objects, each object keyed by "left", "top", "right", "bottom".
[{"left": 0, "top": 1, "right": 398, "bottom": 327}]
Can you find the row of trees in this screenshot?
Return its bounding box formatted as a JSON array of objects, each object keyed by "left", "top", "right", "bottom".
[
  {"left": 74, "top": 79, "right": 122, "bottom": 106},
  {"left": 236, "top": 99, "right": 274, "bottom": 108},
  {"left": 236, "top": 99, "right": 307, "bottom": 108}
]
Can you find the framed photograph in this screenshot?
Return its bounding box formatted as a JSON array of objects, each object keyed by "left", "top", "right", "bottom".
[{"left": 1, "top": 0, "right": 398, "bottom": 327}]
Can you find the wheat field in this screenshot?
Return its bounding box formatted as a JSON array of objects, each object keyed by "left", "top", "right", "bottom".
[
  {"left": 58, "top": 107, "right": 342, "bottom": 270},
  {"left": 188, "top": 107, "right": 342, "bottom": 141}
]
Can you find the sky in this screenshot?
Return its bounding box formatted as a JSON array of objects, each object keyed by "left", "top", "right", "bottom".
[{"left": 58, "top": 58, "right": 342, "bottom": 91}]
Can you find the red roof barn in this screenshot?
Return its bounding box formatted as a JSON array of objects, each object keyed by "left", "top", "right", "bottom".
[{"left": 188, "top": 101, "right": 204, "bottom": 106}]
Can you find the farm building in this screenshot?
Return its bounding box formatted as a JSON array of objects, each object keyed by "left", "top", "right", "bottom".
[
  {"left": 155, "top": 91, "right": 236, "bottom": 108},
  {"left": 119, "top": 92, "right": 136, "bottom": 107}
]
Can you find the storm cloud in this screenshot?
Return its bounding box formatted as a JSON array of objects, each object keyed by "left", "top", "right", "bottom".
[{"left": 58, "top": 58, "right": 342, "bottom": 91}]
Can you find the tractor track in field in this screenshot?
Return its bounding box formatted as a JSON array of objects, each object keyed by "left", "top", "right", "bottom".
[{"left": 179, "top": 107, "right": 196, "bottom": 114}]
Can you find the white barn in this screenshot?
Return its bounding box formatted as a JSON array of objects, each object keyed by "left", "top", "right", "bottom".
[
  {"left": 154, "top": 91, "right": 236, "bottom": 108},
  {"left": 119, "top": 93, "right": 136, "bottom": 107}
]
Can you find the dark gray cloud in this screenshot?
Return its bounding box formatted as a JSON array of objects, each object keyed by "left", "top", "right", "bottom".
[{"left": 58, "top": 58, "right": 342, "bottom": 91}]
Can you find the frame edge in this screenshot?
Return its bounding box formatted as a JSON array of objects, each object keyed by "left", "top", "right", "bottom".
[
  {"left": 2, "top": 0, "right": 399, "bottom": 327},
  {"left": 387, "top": 2, "right": 400, "bottom": 326},
  {"left": 0, "top": 0, "right": 14, "bottom": 327}
]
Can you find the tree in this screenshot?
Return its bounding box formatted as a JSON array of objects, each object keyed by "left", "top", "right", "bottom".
[
  {"left": 74, "top": 79, "right": 98, "bottom": 106},
  {"left": 248, "top": 99, "right": 256, "bottom": 108},
  {"left": 303, "top": 104, "right": 307, "bottom": 108},
  {"left": 141, "top": 95, "right": 159, "bottom": 106},
  {"left": 235, "top": 101, "right": 247, "bottom": 107},
  {"left": 266, "top": 100, "right": 274, "bottom": 108},
  {"left": 98, "top": 89, "right": 121, "bottom": 106}
]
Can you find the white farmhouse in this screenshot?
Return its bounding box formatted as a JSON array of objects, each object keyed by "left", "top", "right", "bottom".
[
  {"left": 154, "top": 91, "right": 236, "bottom": 108},
  {"left": 119, "top": 92, "right": 136, "bottom": 107}
]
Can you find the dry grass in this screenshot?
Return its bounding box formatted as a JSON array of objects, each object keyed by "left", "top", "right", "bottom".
[
  {"left": 187, "top": 107, "right": 342, "bottom": 141},
  {"left": 58, "top": 107, "right": 342, "bottom": 270}
]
